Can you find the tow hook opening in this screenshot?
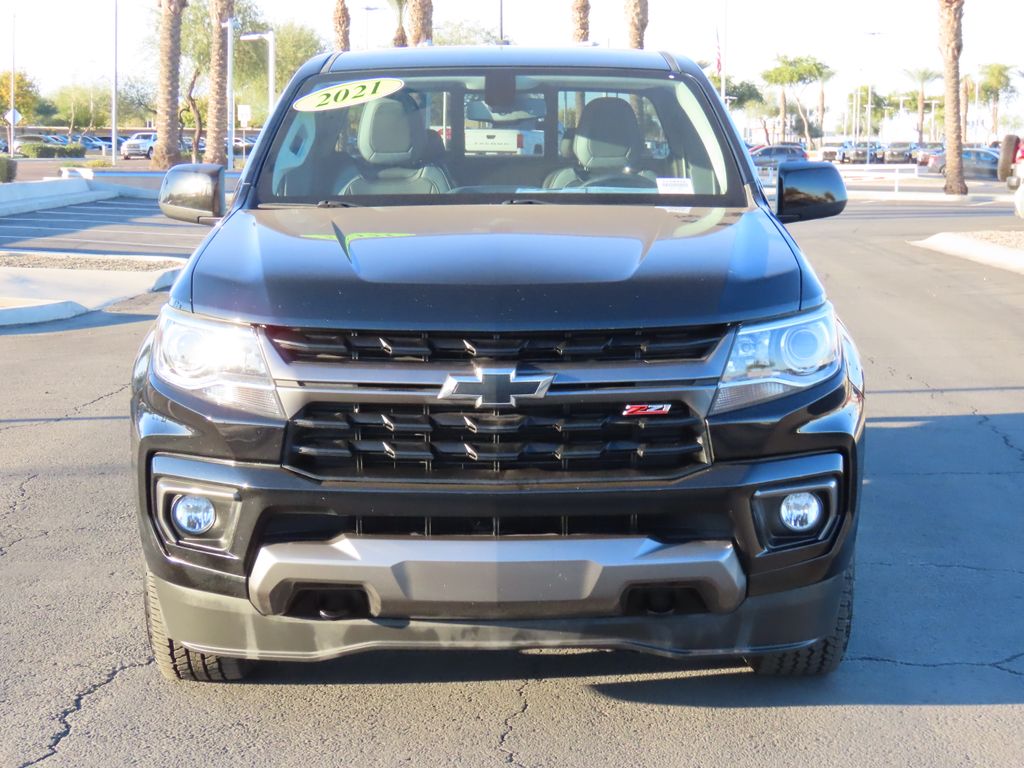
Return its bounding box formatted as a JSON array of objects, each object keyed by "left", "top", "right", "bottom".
[
  {"left": 621, "top": 584, "right": 709, "bottom": 616},
  {"left": 286, "top": 586, "right": 372, "bottom": 620}
]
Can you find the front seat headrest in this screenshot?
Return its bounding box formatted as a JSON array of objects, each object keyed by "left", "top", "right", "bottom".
[
  {"left": 358, "top": 95, "right": 427, "bottom": 165},
  {"left": 573, "top": 97, "right": 642, "bottom": 171}
]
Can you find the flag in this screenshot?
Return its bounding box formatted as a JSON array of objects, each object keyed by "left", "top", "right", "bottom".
[{"left": 716, "top": 29, "right": 722, "bottom": 76}]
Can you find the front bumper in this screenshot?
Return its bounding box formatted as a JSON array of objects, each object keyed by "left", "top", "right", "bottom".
[{"left": 151, "top": 569, "right": 847, "bottom": 662}]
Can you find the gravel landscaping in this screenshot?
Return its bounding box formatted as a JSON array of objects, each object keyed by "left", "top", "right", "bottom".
[
  {"left": 0, "top": 252, "right": 181, "bottom": 271},
  {"left": 958, "top": 229, "right": 1024, "bottom": 250}
]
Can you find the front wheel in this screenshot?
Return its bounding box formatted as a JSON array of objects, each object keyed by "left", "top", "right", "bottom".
[
  {"left": 145, "top": 571, "right": 253, "bottom": 682},
  {"left": 746, "top": 564, "right": 854, "bottom": 677},
  {"left": 146, "top": 147, "right": 154, "bottom": 160}
]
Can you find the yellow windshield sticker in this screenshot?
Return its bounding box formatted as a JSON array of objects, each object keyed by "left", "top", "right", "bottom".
[{"left": 293, "top": 78, "right": 405, "bottom": 112}]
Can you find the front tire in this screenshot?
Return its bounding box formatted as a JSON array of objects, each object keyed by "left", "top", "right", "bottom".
[
  {"left": 746, "top": 564, "right": 854, "bottom": 677},
  {"left": 145, "top": 571, "right": 253, "bottom": 682},
  {"left": 146, "top": 147, "right": 154, "bottom": 160}
]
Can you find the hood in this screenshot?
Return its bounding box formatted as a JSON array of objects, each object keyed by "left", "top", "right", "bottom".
[{"left": 187, "top": 204, "right": 803, "bottom": 331}]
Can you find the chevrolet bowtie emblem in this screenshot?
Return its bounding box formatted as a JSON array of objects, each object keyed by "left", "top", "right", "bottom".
[{"left": 438, "top": 367, "right": 553, "bottom": 408}]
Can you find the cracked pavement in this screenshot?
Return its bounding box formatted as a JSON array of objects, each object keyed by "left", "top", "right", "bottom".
[{"left": 1, "top": 201, "right": 1023, "bottom": 767}]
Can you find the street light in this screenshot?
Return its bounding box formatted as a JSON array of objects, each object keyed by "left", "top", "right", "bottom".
[
  {"left": 240, "top": 30, "right": 275, "bottom": 122},
  {"left": 362, "top": 5, "right": 380, "bottom": 50},
  {"left": 223, "top": 17, "right": 239, "bottom": 170},
  {"left": 111, "top": 0, "right": 118, "bottom": 166}
]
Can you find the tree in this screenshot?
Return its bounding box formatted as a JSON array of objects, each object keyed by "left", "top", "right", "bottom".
[
  {"left": 802, "top": 58, "right": 835, "bottom": 145},
  {"left": 333, "top": 0, "right": 351, "bottom": 51},
  {"left": 52, "top": 83, "right": 110, "bottom": 134},
  {"left": 938, "top": 0, "right": 966, "bottom": 195},
  {"left": 0, "top": 72, "right": 41, "bottom": 126},
  {"left": 708, "top": 75, "right": 764, "bottom": 111},
  {"left": 978, "top": 63, "right": 1015, "bottom": 137},
  {"left": 118, "top": 77, "right": 157, "bottom": 126},
  {"left": 433, "top": 21, "right": 501, "bottom": 46},
  {"left": 387, "top": 0, "right": 408, "bottom": 47},
  {"left": 625, "top": 0, "right": 648, "bottom": 49},
  {"left": 154, "top": 0, "right": 188, "bottom": 170},
  {"left": 960, "top": 75, "right": 973, "bottom": 143},
  {"left": 572, "top": 0, "right": 590, "bottom": 43},
  {"left": 906, "top": 68, "right": 940, "bottom": 145},
  {"left": 408, "top": 0, "right": 432, "bottom": 46},
  {"left": 273, "top": 23, "right": 327, "bottom": 96},
  {"left": 204, "top": 0, "right": 234, "bottom": 167},
  {"left": 762, "top": 59, "right": 800, "bottom": 143}
]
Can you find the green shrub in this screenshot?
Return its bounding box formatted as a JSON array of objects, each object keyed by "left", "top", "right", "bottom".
[
  {"left": 84, "top": 158, "right": 113, "bottom": 168},
  {"left": 0, "top": 156, "right": 16, "bottom": 182},
  {"left": 18, "top": 142, "right": 86, "bottom": 159},
  {"left": 19, "top": 142, "right": 58, "bottom": 158}
]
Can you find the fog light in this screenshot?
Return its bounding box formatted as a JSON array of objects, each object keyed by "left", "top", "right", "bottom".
[
  {"left": 779, "top": 492, "right": 822, "bottom": 532},
  {"left": 171, "top": 495, "right": 216, "bottom": 535}
]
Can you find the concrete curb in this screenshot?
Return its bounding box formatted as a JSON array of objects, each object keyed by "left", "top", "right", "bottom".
[
  {"left": 848, "top": 190, "right": 1017, "bottom": 204},
  {"left": 911, "top": 233, "right": 1024, "bottom": 276},
  {"left": 0, "top": 189, "right": 118, "bottom": 216},
  {"left": 0, "top": 257, "right": 180, "bottom": 328}
]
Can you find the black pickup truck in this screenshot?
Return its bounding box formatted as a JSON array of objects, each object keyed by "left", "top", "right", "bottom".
[{"left": 135, "top": 46, "right": 865, "bottom": 682}]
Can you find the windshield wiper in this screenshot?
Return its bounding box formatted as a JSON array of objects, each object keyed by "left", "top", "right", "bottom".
[
  {"left": 501, "top": 198, "right": 551, "bottom": 205},
  {"left": 316, "top": 199, "right": 362, "bottom": 208}
]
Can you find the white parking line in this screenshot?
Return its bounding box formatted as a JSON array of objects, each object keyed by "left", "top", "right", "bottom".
[
  {"left": 0, "top": 222, "right": 204, "bottom": 238},
  {"left": 0, "top": 234, "right": 198, "bottom": 250},
  {"left": 0, "top": 213, "right": 187, "bottom": 225},
  {"left": 57, "top": 204, "right": 160, "bottom": 214}
]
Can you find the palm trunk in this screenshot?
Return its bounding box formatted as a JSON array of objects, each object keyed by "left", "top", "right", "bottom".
[
  {"left": 960, "top": 77, "right": 969, "bottom": 143},
  {"left": 938, "top": 0, "right": 966, "bottom": 194},
  {"left": 625, "top": 0, "right": 648, "bottom": 50},
  {"left": 333, "top": 0, "right": 351, "bottom": 51},
  {"left": 408, "top": 0, "right": 432, "bottom": 46},
  {"left": 991, "top": 98, "right": 999, "bottom": 137},
  {"left": 204, "top": 0, "right": 232, "bottom": 167},
  {"left": 572, "top": 0, "right": 590, "bottom": 42},
  {"left": 153, "top": 0, "right": 187, "bottom": 170},
  {"left": 917, "top": 87, "right": 925, "bottom": 145}
]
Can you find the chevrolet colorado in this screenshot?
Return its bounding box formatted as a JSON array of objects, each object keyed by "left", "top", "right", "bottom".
[{"left": 136, "top": 46, "right": 865, "bottom": 682}]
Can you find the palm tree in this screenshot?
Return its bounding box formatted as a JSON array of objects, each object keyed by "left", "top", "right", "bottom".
[
  {"left": 387, "top": 0, "right": 408, "bottom": 47},
  {"left": 762, "top": 60, "right": 799, "bottom": 144},
  {"left": 938, "top": 0, "right": 966, "bottom": 195},
  {"left": 979, "top": 63, "right": 1015, "bottom": 137},
  {"left": 572, "top": 0, "right": 590, "bottom": 43},
  {"left": 153, "top": 0, "right": 188, "bottom": 170},
  {"left": 408, "top": 0, "right": 432, "bottom": 46},
  {"left": 906, "top": 67, "right": 940, "bottom": 146},
  {"left": 333, "top": 0, "right": 351, "bottom": 51},
  {"left": 204, "top": 0, "right": 233, "bottom": 168},
  {"left": 625, "top": 0, "right": 648, "bottom": 50},
  {"left": 810, "top": 61, "right": 835, "bottom": 146},
  {"left": 960, "top": 75, "right": 973, "bottom": 143}
]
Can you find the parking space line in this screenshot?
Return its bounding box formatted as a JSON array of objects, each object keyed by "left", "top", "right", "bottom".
[
  {"left": 0, "top": 222, "right": 204, "bottom": 237},
  {"left": 0, "top": 215, "right": 194, "bottom": 227},
  {"left": 0, "top": 234, "right": 197, "bottom": 251}
]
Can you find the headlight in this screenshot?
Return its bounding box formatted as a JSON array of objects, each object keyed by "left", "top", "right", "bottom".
[
  {"left": 710, "top": 304, "right": 841, "bottom": 414},
  {"left": 152, "top": 306, "right": 283, "bottom": 418}
]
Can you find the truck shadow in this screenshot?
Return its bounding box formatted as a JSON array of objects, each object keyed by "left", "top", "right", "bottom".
[{"left": 252, "top": 410, "right": 1024, "bottom": 705}]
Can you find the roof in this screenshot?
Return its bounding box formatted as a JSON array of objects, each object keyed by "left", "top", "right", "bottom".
[{"left": 326, "top": 46, "right": 704, "bottom": 77}]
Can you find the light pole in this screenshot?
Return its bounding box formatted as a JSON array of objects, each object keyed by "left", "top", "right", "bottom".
[
  {"left": 222, "top": 18, "right": 239, "bottom": 169},
  {"left": 363, "top": 6, "right": 379, "bottom": 50},
  {"left": 9, "top": 13, "right": 15, "bottom": 159},
  {"left": 240, "top": 30, "right": 275, "bottom": 123},
  {"left": 111, "top": 0, "right": 118, "bottom": 165},
  {"left": 499, "top": 0, "right": 504, "bottom": 43}
]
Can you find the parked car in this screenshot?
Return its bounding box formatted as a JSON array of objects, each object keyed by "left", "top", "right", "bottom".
[
  {"left": 141, "top": 46, "right": 863, "bottom": 683},
  {"left": 750, "top": 144, "right": 808, "bottom": 167},
  {"left": 916, "top": 142, "right": 944, "bottom": 165},
  {"left": 122, "top": 132, "right": 158, "bottom": 160},
  {"left": 72, "top": 135, "right": 107, "bottom": 152},
  {"left": 11, "top": 134, "right": 63, "bottom": 154},
  {"left": 928, "top": 148, "right": 999, "bottom": 179},
  {"left": 883, "top": 142, "right": 918, "bottom": 164},
  {"left": 997, "top": 134, "right": 1022, "bottom": 190},
  {"left": 817, "top": 140, "right": 846, "bottom": 163}
]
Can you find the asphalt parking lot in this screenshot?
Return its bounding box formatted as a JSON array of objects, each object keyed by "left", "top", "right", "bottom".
[
  {"left": 0, "top": 199, "right": 1022, "bottom": 767},
  {"left": 0, "top": 198, "right": 205, "bottom": 257}
]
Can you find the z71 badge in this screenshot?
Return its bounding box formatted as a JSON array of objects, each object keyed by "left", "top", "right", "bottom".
[{"left": 622, "top": 404, "right": 672, "bottom": 416}]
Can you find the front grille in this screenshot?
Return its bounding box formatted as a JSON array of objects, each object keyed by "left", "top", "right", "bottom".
[
  {"left": 267, "top": 326, "right": 725, "bottom": 365},
  {"left": 284, "top": 401, "right": 708, "bottom": 480}
]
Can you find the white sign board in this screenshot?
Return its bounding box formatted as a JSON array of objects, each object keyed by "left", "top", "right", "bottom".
[
  {"left": 237, "top": 104, "right": 252, "bottom": 129},
  {"left": 3, "top": 108, "right": 21, "bottom": 126}
]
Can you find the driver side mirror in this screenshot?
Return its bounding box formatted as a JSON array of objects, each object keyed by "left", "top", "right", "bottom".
[
  {"left": 776, "top": 161, "right": 847, "bottom": 223},
  {"left": 159, "top": 163, "right": 225, "bottom": 225}
]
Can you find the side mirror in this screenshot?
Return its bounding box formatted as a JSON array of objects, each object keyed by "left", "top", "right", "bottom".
[
  {"left": 776, "top": 161, "right": 847, "bottom": 223},
  {"left": 159, "top": 163, "right": 225, "bottom": 225}
]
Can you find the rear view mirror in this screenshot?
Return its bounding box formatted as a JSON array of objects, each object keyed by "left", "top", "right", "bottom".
[
  {"left": 776, "top": 161, "right": 847, "bottom": 223},
  {"left": 159, "top": 163, "right": 225, "bottom": 225}
]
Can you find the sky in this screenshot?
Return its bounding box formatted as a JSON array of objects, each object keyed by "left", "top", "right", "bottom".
[{"left": 2, "top": 0, "right": 1021, "bottom": 120}]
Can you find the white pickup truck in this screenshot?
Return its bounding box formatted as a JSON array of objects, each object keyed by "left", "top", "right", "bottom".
[{"left": 462, "top": 96, "right": 550, "bottom": 156}]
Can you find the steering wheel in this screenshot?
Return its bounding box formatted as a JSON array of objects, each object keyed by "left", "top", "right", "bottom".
[{"left": 578, "top": 174, "right": 659, "bottom": 189}]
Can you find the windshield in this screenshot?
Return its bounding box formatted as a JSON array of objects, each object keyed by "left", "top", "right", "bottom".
[{"left": 255, "top": 66, "right": 744, "bottom": 207}]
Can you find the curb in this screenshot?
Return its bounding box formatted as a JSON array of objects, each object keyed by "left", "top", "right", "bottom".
[
  {"left": 848, "top": 190, "right": 1017, "bottom": 203},
  {"left": 911, "top": 233, "right": 1024, "bottom": 276},
  {"left": 0, "top": 189, "right": 118, "bottom": 217}
]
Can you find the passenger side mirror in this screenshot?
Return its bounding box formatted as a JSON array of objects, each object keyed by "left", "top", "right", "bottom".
[
  {"left": 775, "top": 161, "right": 847, "bottom": 223},
  {"left": 159, "top": 163, "right": 225, "bottom": 225}
]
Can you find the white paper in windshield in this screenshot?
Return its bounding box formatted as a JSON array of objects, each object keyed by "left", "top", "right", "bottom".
[{"left": 656, "top": 177, "right": 695, "bottom": 195}]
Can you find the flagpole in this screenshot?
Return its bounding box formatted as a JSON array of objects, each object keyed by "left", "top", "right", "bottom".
[{"left": 719, "top": 1, "right": 728, "bottom": 105}]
